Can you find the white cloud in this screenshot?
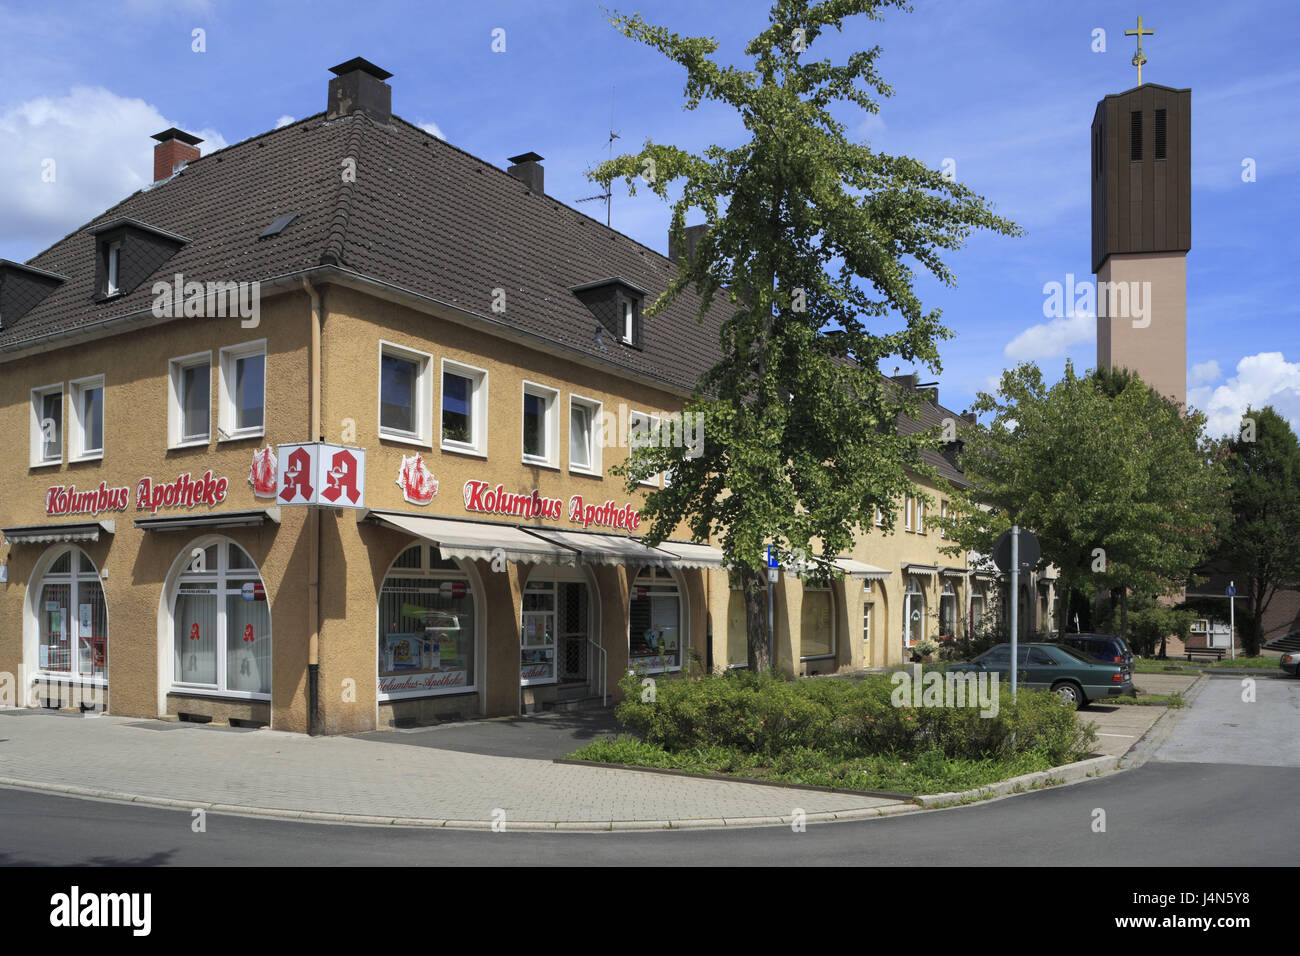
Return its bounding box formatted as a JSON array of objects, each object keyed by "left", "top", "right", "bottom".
[
  {"left": 1187, "top": 352, "right": 1300, "bottom": 438},
  {"left": 1188, "top": 359, "right": 1222, "bottom": 386},
  {"left": 418, "top": 120, "right": 445, "bottom": 140},
  {"left": 274, "top": 115, "right": 295, "bottom": 129},
  {"left": 1003, "top": 311, "right": 1094, "bottom": 361},
  {"left": 0, "top": 86, "right": 226, "bottom": 256}
]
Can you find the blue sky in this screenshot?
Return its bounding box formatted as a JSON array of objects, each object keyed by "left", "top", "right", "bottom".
[{"left": 2, "top": 0, "right": 1296, "bottom": 436}]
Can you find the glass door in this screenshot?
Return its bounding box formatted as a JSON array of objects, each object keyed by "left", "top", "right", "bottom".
[{"left": 521, "top": 579, "right": 556, "bottom": 685}]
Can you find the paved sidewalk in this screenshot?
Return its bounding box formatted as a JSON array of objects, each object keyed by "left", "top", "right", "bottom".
[{"left": 0, "top": 711, "right": 907, "bottom": 830}]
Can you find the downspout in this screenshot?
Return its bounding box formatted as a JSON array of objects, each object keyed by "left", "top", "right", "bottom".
[{"left": 302, "top": 279, "right": 323, "bottom": 734}]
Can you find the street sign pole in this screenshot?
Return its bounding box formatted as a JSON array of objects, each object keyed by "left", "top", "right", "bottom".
[
  {"left": 1010, "top": 525, "right": 1019, "bottom": 701},
  {"left": 1228, "top": 581, "right": 1236, "bottom": 660}
]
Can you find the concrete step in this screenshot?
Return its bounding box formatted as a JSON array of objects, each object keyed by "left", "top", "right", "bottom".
[{"left": 540, "top": 696, "right": 609, "bottom": 714}]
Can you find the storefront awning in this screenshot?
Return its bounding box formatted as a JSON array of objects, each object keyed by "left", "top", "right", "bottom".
[
  {"left": 363, "top": 511, "right": 578, "bottom": 565},
  {"left": 940, "top": 567, "right": 968, "bottom": 579},
  {"left": 833, "top": 558, "right": 893, "bottom": 581},
  {"left": 522, "top": 528, "right": 675, "bottom": 567},
  {"left": 656, "top": 540, "right": 727, "bottom": 569},
  {"left": 1, "top": 520, "right": 115, "bottom": 544},
  {"left": 903, "top": 563, "right": 938, "bottom": 577},
  {"left": 134, "top": 509, "right": 280, "bottom": 532}
]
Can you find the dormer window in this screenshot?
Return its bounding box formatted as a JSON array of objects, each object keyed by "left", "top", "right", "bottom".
[
  {"left": 105, "top": 242, "right": 121, "bottom": 296},
  {"left": 622, "top": 300, "right": 634, "bottom": 344},
  {"left": 570, "top": 277, "right": 647, "bottom": 351}
]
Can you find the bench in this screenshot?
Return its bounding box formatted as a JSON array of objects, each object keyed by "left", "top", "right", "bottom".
[{"left": 1185, "top": 647, "right": 1226, "bottom": 662}]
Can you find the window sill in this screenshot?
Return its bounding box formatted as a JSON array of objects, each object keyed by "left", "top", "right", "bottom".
[
  {"left": 29, "top": 459, "right": 63, "bottom": 470},
  {"left": 379, "top": 685, "right": 479, "bottom": 702},
  {"left": 568, "top": 465, "right": 602, "bottom": 478},
  {"left": 441, "top": 442, "right": 487, "bottom": 459},
  {"left": 168, "top": 686, "right": 271, "bottom": 702},
  {"left": 170, "top": 438, "right": 211, "bottom": 450},
  {"left": 380, "top": 431, "right": 433, "bottom": 449},
  {"left": 218, "top": 430, "right": 264, "bottom": 444},
  {"left": 69, "top": 453, "right": 104, "bottom": 464},
  {"left": 34, "top": 673, "right": 108, "bottom": 687},
  {"left": 521, "top": 457, "right": 559, "bottom": 471}
]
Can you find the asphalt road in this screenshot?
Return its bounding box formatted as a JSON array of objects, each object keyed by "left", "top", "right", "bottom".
[{"left": 1, "top": 674, "right": 1296, "bottom": 866}]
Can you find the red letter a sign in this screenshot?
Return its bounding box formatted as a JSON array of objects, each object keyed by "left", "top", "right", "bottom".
[{"left": 280, "top": 446, "right": 315, "bottom": 503}]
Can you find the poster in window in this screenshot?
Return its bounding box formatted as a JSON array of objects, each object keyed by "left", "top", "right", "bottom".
[
  {"left": 79, "top": 604, "right": 94, "bottom": 638},
  {"left": 383, "top": 633, "right": 419, "bottom": 671}
]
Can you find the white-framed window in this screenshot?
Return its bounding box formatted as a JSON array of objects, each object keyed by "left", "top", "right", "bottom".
[
  {"left": 379, "top": 544, "right": 476, "bottom": 698},
  {"left": 379, "top": 341, "right": 433, "bottom": 446},
  {"left": 568, "top": 394, "right": 602, "bottom": 475},
  {"left": 940, "top": 579, "right": 958, "bottom": 638},
  {"left": 874, "top": 506, "right": 883, "bottom": 527},
  {"left": 862, "top": 593, "right": 872, "bottom": 649},
  {"left": 440, "top": 359, "right": 487, "bottom": 455},
  {"left": 218, "top": 341, "right": 265, "bottom": 441},
  {"left": 971, "top": 586, "right": 986, "bottom": 637},
  {"left": 904, "top": 576, "right": 926, "bottom": 650},
  {"left": 629, "top": 409, "right": 662, "bottom": 487},
  {"left": 36, "top": 548, "right": 108, "bottom": 683},
  {"left": 170, "top": 539, "right": 271, "bottom": 698},
  {"left": 801, "top": 584, "right": 835, "bottom": 660},
  {"left": 521, "top": 381, "right": 559, "bottom": 467},
  {"left": 916, "top": 497, "right": 925, "bottom": 534},
  {"left": 69, "top": 376, "right": 105, "bottom": 461},
  {"left": 629, "top": 566, "right": 682, "bottom": 673},
  {"left": 621, "top": 300, "right": 634, "bottom": 344},
  {"left": 30, "top": 382, "right": 63, "bottom": 466},
  {"left": 168, "top": 352, "right": 212, "bottom": 448},
  {"left": 939, "top": 500, "right": 948, "bottom": 539},
  {"left": 105, "top": 241, "right": 122, "bottom": 296},
  {"left": 904, "top": 496, "right": 914, "bottom": 532}
]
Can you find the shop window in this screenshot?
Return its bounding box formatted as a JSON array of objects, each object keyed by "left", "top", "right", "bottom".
[
  {"left": 569, "top": 395, "right": 602, "bottom": 475},
  {"left": 168, "top": 352, "right": 211, "bottom": 447},
  {"left": 69, "top": 376, "right": 104, "bottom": 461},
  {"left": 725, "top": 571, "right": 765, "bottom": 668},
  {"left": 521, "top": 578, "right": 558, "bottom": 685},
  {"left": 30, "top": 383, "right": 63, "bottom": 465},
  {"left": 629, "top": 566, "right": 681, "bottom": 673},
  {"left": 441, "top": 359, "right": 487, "bottom": 455},
  {"left": 522, "top": 382, "right": 559, "bottom": 467},
  {"left": 378, "top": 544, "right": 475, "bottom": 698},
  {"left": 801, "top": 585, "right": 835, "bottom": 659},
  {"left": 904, "top": 576, "right": 926, "bottom": 651},
  {"left": 171, "top": 540, "right": 271, "bottom": 697},
  {"left": 218, "top": 341, "right": 266, "bottom": 440},
  {"left": 379, "top": 341, "right": 433, "bottom": 445},
  {"left": 36, "top": 547, "right": 107, "bottom": 681}
]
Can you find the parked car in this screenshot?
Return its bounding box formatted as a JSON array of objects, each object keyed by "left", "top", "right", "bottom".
[
  {"left": 1051, "top": 632, "right": 1134, "bottom": 668},
  {"left": 948, "top": 642, "right": 1133, "bottom": 708},
  {"left": 1281, "top": 652, "right": 1300, "bottom": 678}
]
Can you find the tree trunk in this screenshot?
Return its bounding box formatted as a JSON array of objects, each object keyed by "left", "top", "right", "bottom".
[
  {"left": 1056, "top": 575, "right": 1071, "bottom": 640},
  {"left": 1119, "top": 588, "right": 1129, "bottom": 644},
  {"left": 741, "top": 564, "right": 772, "bottom": 672}
]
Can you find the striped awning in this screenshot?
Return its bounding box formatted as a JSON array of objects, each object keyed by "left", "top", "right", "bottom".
[
  {"left": 656, "top": 540, "right": 727, "bottom": 569},
  {"left": 833, "top": 558, "right": 893, "bottom": 581},
  {"left": 364, "top": 511, "right": 578, "bottom": 565},
  {"left": 2, "top": 520, "right": 115, "bottom": 544},
  {"left": 940, "top": 566, "right": 969, "bottom": 579},
  {"left": 902, "top": 563, "right": 938, "bottom": 577},
  {"left": 134, "top": 509, "right": 280, "bottom": 532},
  {"left": 522, "top": 528, "right": 675, "bottom": 567}
]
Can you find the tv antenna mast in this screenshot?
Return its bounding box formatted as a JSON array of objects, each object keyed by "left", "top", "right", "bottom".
[{"left": 577, "top": 86, "right": 619, "bottom": 227}]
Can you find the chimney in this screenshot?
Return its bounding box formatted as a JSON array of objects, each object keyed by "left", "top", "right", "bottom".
[
  {"left": 151, "top": 128, "right": 203, "bottom": 182},
  {"left": 506, "top": 152, "right": 544, "bottom": 195},
  {"left": 669, "top": 223, "right": 708, "bottom": 266},
  {"left": 326, "top": 57, "right": 393, "bottom": 124}
]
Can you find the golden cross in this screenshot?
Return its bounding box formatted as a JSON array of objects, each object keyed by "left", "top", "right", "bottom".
[{"left": 1125, "top": 15, "right": 1155, "bottom": 85}]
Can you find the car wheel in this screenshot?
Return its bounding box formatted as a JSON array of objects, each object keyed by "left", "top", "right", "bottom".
[{"left": 1051, "top": 681, "right": 1083, "bottom": 708}]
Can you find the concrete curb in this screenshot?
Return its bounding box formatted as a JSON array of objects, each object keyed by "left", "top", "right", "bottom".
[{"left": 912, "top": 754, "right": 1121, "bottom": 809}]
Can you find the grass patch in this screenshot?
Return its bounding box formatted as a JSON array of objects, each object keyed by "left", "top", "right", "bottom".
[
  {"left": 1133, "top": 655, "right": 1277, "bottom": 674},
  {"left": 1108, "top": 691, "right": 1185, "bottom": 708}
]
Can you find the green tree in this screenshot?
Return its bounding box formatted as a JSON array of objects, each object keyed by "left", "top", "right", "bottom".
[
  {"left": 590, "top": 1, "right": 1019, "bottom": 671},
  {"left": 938, "top": 362, "right": 1228, "bottom": 643},
  {"left": 1208, "top": 406, "right": 1300, "bottom": 654}
]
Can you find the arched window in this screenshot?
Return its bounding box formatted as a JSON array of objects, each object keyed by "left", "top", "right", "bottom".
[
  {"left": 629, "top": 566, "right": 681, "bottom": 673},
  {"left": 36, "top": 548, "right": 107, "bottom": 681},
  {"left": 904, "top": 576, "right": 926, "bottom": 650},
  {"left": 172, "top": 540, "right": 270, "bottom": 696},
  {"left": 378, "top": 544, "right": 475, "bottom": 698}
]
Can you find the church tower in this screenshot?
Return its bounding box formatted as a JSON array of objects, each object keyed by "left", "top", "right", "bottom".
[{"left": 1091, "top": 18, "right": 1190, "bottom": 406}]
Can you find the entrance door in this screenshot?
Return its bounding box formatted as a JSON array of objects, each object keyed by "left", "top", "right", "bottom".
[{"left": 556, "top": 582, "right": 590, "bottom": 684}]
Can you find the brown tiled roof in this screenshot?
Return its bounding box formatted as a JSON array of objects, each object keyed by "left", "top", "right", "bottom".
[
  {"left": 2, "top": 106, "right": 966, "bottom": 483},
  {"left": 0, "top": 111, "right": 726, "bottom": 392}
]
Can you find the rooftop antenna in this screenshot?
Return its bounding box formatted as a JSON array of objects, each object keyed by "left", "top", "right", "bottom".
[{"left": 577, "top": 85, "right": 619, "bottom": 226}]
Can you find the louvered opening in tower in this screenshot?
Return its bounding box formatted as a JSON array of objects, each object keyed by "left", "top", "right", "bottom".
[
  {"left": 1129, "top": 110, "right": 1142, "bottom": 162},
  {"left": 1154, "top": 108, "right": 1167, "bottom": 160}
]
